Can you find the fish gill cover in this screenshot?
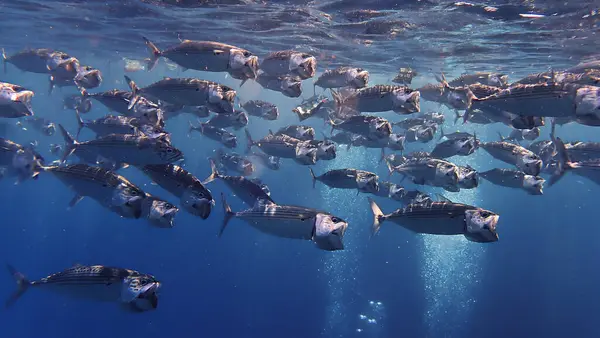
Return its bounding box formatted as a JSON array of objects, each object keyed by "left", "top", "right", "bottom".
[{"left": 0, "top": 0, "right": 600, "bottom": 337}]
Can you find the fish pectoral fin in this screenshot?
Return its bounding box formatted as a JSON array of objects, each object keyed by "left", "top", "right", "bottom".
[
  {"left": 68, "top": 194, "right": 84, "bottom": 209},
  {"left": 213, "top": 49, "right": 225, "bottom": 55}
]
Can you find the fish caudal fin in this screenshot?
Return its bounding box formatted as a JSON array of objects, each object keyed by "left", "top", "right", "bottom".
[
  {"left": 123, "top": 75, "right": 140, "bottom": 110},
  {"left": 74, "top": 109, "right": 84, "bottom": 140},
  {"left": 5, "top": 264, "right": 30, "bottom": 308},
  {"left": 379, "top": 148, "right": 385, "bottom": 163},
  {"left": 142, "top": 37, "right": 161, "bottom": 71},
  {"left": 202, "top": 159, "right": 220, "bottom": 185},
  {"left": 244, "top": 128, "right": 254, "bottom": 154},
  {"left": 438, "top": 128, "right": 445, "bottom": 141},
  {"left": 308, "top": 167, "right": 317, "bottom": 189},
  {"left": 219, "top": 193, "right": 234, "bottom": 238},
  {"left": 2, "top": 49, "right": 7, "bottom": 74},
  {"left": 367, "top": 198, "right": 385, "bottom": 237},
  {"left": 549, "top": 136, "right": 574, "bottom": 187},
  {"left": 58, "top": 124, "right": 77, "bottom": 163}
]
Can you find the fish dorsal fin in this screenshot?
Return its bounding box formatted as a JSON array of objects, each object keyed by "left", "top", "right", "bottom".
[
  {"left": 213, "top": 50, "right": 225, "bottom": 56},
  {"left": 268, "top": 129, "right": 274, "bottom": 136},
  {"left": 435, "top": 193, "right": 453, "bottom": 203}
]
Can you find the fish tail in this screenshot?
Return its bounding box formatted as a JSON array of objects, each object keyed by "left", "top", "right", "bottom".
[
  {"left": 454, "top": 110, "right": 463, "bottom": 125},
  {"left": 58, "top": 124, "right": 77, "bottom": 163},
  {"left": 48, "top": 76, "right": 55, "bottom": 96},
  {"left": 550, "top": 118, "right": 557, "bottom": 140},
  {"left": 308, "top": 167, "right": 317, "bottom": 189},
  {"left": 2, "top": 48, "right": 7, "bottom": 74},
  {"left": 367, "top": 197, "right": 385, "bottom": 237},
  {"left": 142, "top": 36, "right": 161, "bottom": 71},
  {"left": 239, "top": 78, "right": 248, "bottom": 87},
  {"left": 385, "top": 160, "right": 395, "bottom": 178},
  {"left": 379, "top": 148, "right": 385, "bottom": 163},
  {"left": 438, "top": 128, "right": 445, "bottom": 141},
  {"left": 219, "top": 192, "right": 234, "bottom": 238},
  {"left": 123, "top": 75, "right": 140, "bottom": 110},
  {"left": 5, "top": 264, "right": 30, "bottom": 308},
  {"left": 187, "top": 120, "right": 195, "bottom": 137},
  {"left": 74, "top": 109, "right": 84, "bottom": 140},
  {"left": 549, "top": 136, "right": 574, "bottom": 186},
  {"left": 321, "top": 132, "right": 329, "bottom": 142},
  {"left": 244, "top": 128, "right": 254, "bottom": 154},
  {"left": 497, "top": 131, "right": 505, "bottom": 142},
  {"left": 202, "top": 159, "right": 220, "bottom": 185}
]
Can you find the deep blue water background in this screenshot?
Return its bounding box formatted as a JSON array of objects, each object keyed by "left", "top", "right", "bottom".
[{"left": 1, "top": 1, "right": 600, "bottom": 337}]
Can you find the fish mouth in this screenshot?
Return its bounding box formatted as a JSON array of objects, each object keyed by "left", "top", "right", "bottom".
[
  {"left": 298, "top": 57, "right": 316, "bottom": 79},
  {"left": 186, "top": 198, "right": 213, "bottom": 219}
]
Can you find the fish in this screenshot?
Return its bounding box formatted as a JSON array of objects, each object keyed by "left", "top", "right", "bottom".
[
  {"left": 141, "top": 164, "right": 213, "bottom": 219},
  {"left": 304, "top": 139, "right": 337, "bottom": 161},
  {"left": 59, "top": 125, "right": 183, "bottom": 166},
  {"left": 479, "top": 141, "right": 542, "bottom": 176},
  {"left": 393, "top": 117, "right": 434, "bottom": 130},
  {"left": 141, "top": 194, "right": 179, "bottom": 228},
  {"left": 204, "top": 159, "right": 274, "bottom": 207},
  {"left": 330, "top": 115, "right": 392, "bottom": 140},
  {"left": 391, "top": 67, "right": 417, "bottom": 85},
  {"left": 332, "top": 85, "right": 420, "bottom": 114},
  {"left": 142, "top": 37, "right": 258, "bottom": 81},
  {"left": 17, "top": 117, "right": 55, "bottom": 136},
  {"left": 479, "top": 168, "right": 544, "bottom": 195},
  {"left": 498, "top": 127, "right": 540, "bottom": 143},
  {"left": 220, "top": 194, "right": 347, "bottom": 251},
  {"left": 241, "top": 100, "right": 279, "bottom": 120},
  {"left": 259, "top": 50, "right": 316, "bottom": 80},
  {"left": 213, "top": 148, "right": 254, "bottom": 176},
  {"left": 0, "top": 137, "right": 45, "bottom": 182},
  {"left": 0, "top": 82, "right": 35, "bottom": 118},
  {"left": 372, "top": 181, "right": 432, "bottom": 205},
  {"left": 457, "top": 165, "right": 479, "bottom": 189},
  {"left": 2, "top": 48, "right": 76, "bottom": 74},
  {"left": 308, "top": 168, "right": 379, "bottom": 194},
  {"left": 48, "top": 63, "right": 103, "bottom": 94},
  {"left": 550, "top": 137, "right": 600, "bottom": 186},
  {"left": 81, "top": 89, "right": 133, "bottom": 114},
  {"left": 254, "top": 71, "right": 302, "bottom": 98},
  {"left": 125, "top": 76, "right": 236, "bottom": 114},
  {"left": 245, "top": 129, "right": 317, "bottom": 165},
  {"left": 204, "top": 111, "right": 248, "bottom": 130},
  {"left": 430, "top": 136, "right": 478, "bottom": 159},
  {"left": 514, "top": 70, "right": 600, "bottom": 86},
  {"left": 6, "top": 264, "right": 160, "bottom": 312},
  {"left": 447, "top": 72, "right": 509, "bottom": 88},
  {"left": 248, "top": 150, "right": 280, "bottom": 171},
  {"left": 293, "top": 99, "right": 332, "bottom": 121},
  {"left": 274, "top": 125, "right": 315, "bottom": 141},
  {"left": 43, "top": 164, "right": 145, "bottom": 219},
  {"left": 314, "top": 67, "right": 369, "bottom": 92},
  {"left": 188, "top": 121, "right": 237, "bottom": 149},
  {"left": 404, "top": 125, "right": 435, "bottom": 143},
  {"left": 368, "top": 198, "right": 499, "bottom": 243},
  {"left": 63, "top": 94, "right": 92, "bottom": 114},
  {"left": 563, "top": 142, "right": 600, "bottom": 162},
  {"left": 74, "top": 111, "right": 137, "bottom": 138},
  {"left": 389, "top": 157, "right": 460, "bottom": 192},
  {"left": 438, "top": 129, "right": 475, "bottom": 141}
]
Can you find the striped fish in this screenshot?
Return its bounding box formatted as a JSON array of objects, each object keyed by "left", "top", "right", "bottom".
[
  {"left": 368, "top": 198, "right": 499, "bottom": 243},
  {"left": 204, "top": 159, "right": 273, "bottom": 207},
  {"left": 6, "top": 264, "right": 160, "bottom": 312},
  {"left": 220, "top": 194, "right": 347, "bottom": 251}
]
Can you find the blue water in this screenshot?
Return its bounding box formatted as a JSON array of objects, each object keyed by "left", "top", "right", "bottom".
[{"left": 1, "top": 1, "right": 600, "bottom": 337}]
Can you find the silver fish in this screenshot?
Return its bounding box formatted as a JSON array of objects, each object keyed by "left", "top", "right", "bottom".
[
  {"left": 204, "top": 160, "right": 273, "bottom": 207},
  {"left": 314, "top": 67, "right": 369, "bottom": 91},
  {"left": 368, "top": 198, "right": 499, "bottom": 243},
  {"left": 499, "top": 128, "right": 540, "bottom": 143},
  {"left": 43, "top": 164, "right": 145, "bottom": 219},
  {"left": 125, "top": 76, "right": 236, "bottom": 114},
  {"left": 332, "top": 85, "right": 420, "bottom": 114},
  {"left": 479, "top": 168, "right": 544, "bottom": 195},
  {"left": 260, "top": 50, "right": 316, "bottom": 80},
  {"left": 430, "top": 137, "right": 478, "bottom": 159},
  {"left": 438, "top": 129, "right": 475, "bottom": 141},
  {"left": 389, "top": 157, "right": 460, "bottom": 192},
  {"left": 220, "top": 194, "right": 347, "bottom": 251},
  {"left": 188, "top": 122, "right": 237, "bottom": 149},
  {"left": 457, "top": 165, "right": 479, "bottom": 189},
  {"left": 448, "top": 72, "right": 509, "bottom": 88},
  {"left": 204, "top": 111, "right": 248, "bottom": 130},
  {"left": 242, "top": 100, "right": 279, "bottom": 121},
  {"left": 245, "top": 129, "right": 317, "bottom": 165},
  {"left": 479, "top": 141, "right": 542, "bottom": 176},
  {"left": 0, "top": 137, "right": 44, "bottom": 182},
  {"left": 2, "top": 48, "right": 76, "bottom": 74},
  {"left": 0, "top": 82, "right": 34, "bottom": 118},
  {"left": 274, "top": 125, "right": 315, "bottom": 141},
  {"left": 293, "top": 99, "right": 331, "bottom": 122},
  {"left": 6, "top": 264, "right": 160, "bottom": 312},
  {"left": 141, "top": 194, "right": 179, "bottom": 228},
  {"left": 392, "top": 67, "right": 417, "bottom": 85},
  {"left": 142, "top": 37, "right": 258, "bottom": 81},
  {"left": 74, "top": 112, "right": 137, "bottom": 138},
  {"left": 330, "top": 115, "right": 392, "bottom": 140},
  {"left": 213, "top": 148, "right": 254, "bottom": 176},
  {"left": 308, "top": 167, "right": 379, "bottom": 194},
  {"left": 249, "top": 150, "right": 280, "bottom": 171},
  {"left": 141, "top": 164, "right": 213, "bottom": 219},
  {"left": 17, "top": 117, "right": 55, "bottom": 136},
  {"left": 550, "top": 137, "right": 600, "bottom": 186},
  {"left": 254, "top": 71, "right": 302, "bottom": 98}
]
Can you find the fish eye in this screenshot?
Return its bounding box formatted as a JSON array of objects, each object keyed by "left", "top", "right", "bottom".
[
  {"left": 331, "top": 217, "right": 341, "bottom": 223},
  {"left": 480, "top": 211, "right": 491, "bottom": 218},
  {"left": 243, "top": 51, "right": 251, "bottom": 57}
]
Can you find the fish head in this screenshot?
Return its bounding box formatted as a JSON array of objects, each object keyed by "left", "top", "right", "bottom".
[
  {"left": 291, "top": 53, "right": 316, "bottom": 79},
  {"left": 139, "top": 124, "right": 171, "bottom": 142},
  {"left": 229, "top": 49, "right": 259, "bottom": 80},
  {"left": 43, "top": 123, "right": 56, "bottom": 136},
  {"left": 316, "top": 140, "right": 336, "bottom": 160},
  {"left": 122, "top": 275, "right": 161, "bottom": 312},
  {"left": 232, "top": 111, "right": 249, "bottom": 128},
  {"left": 416, "top": 127, "right": 434, "bottom": 143},
  {"left": 350, "top": 68, "right": 369, "bottom": 88},
  {"left": 410, "top": 191, "right": 433, "bottom": 205},
  {"left": 266, "top": 155, "right": 281, "bottom": 170},
  {"left": 143, "top": 197, "right": 179, "bottom": 228},
  {"left": 221, "top": 133, "right": 238, "bottom": 148},
  {"left": 444, "top": 87, "right": 473, "bottom": 110},
  {"left": 11, "top": 149, "right": 44, "bottom": 181},
  {"left": 517, "top": 153, "right": 542, "bottom": 176},
  {"left": 458, "top": 166, "right": 479, "bottom": 189},
  {"left": 75, "top": 65, "right": 102, "bottom": 89},
  {"left": 458, "top": 138, "right": 478, "bottom": 155},
  {"left": 387, "top": 183, "right": 406, "bottom": 201},
  {"left": 436, "top": 163, "right": 459, "bottom": 186},
  {"left": 111, "top": 185, "right": 145, "bottom": 219},
  {"left": 388, "top": 133, "right": 405, "bottom": 151},
  {"left": 357, "top": 173, "right": 379, "bottom": 194},
  {"left": 490, "top": 74, "right": 509, "bottom": 88},
  {"left": 155, "top": 142, "right": 184, "bottom": 162},
  {"left": 300, "top": 126, "right": 315, "bottom": 140},
  {"left": 392, "top": 89, "right": 420, "bottom": 113},
  {"left": 294, "top": 144, "right": 318, "bottom": 165},
  {"left": 264, "top": 106, "right": 279, "bottom": 120},
  {"left": 524, "top": 127, "right": 541, "bottom": 140},
  {"left": 313, "top": 213, "right": 347, "bottom": 251},
  {"left": 464, "top": 209, "right": 499, "bottom": 243},
  {"left": 239, "top": 159, "right": 255, "bottom": 176},
  {"left": 575, "top": 86, "right": 600, "bottom": 116},
  {"left": 133, "top": 104, "right": 164, "bottom": 127},
  {"left": 370, "top": 119, "right": 392, "bottom": 138},
  {"left": 523, "top": 175, "right": 545, "bottom": 195},
  {"left": 46, "top": 53, "right": 78, "bottom": 71},
  {"left": 281, "top": 77, "right": 302, "bottom": 98},
  {"left": 181, "top": 189, "right": 213, "bottom": 219},
  {"left": 511, "top": 116, "right": 545, "bottom": 129}
]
